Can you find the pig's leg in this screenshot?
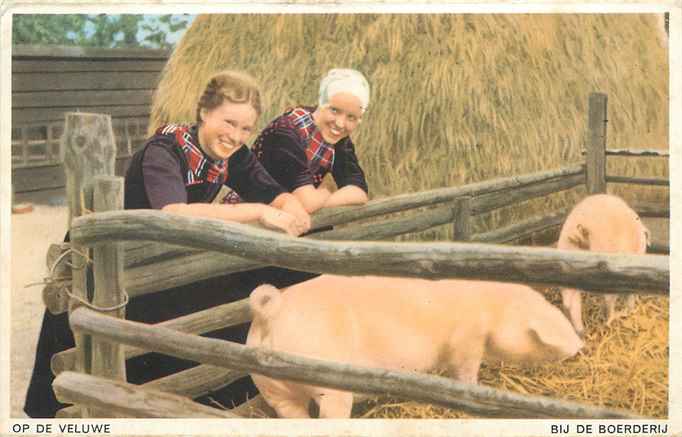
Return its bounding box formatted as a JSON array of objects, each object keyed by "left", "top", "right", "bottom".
[
  {"left": 271, "top": 398, "right": 312, "bottom": 418},
  {"left": 447, "top": 330, "right": 484, "bottom": 385},
  {"left": 624, "top": 293, "right": 638, "bottom": 314},
  {"left": 561, "top": 288, "right": 585, "bottom": 337},
  {"left": 315, "top": 390, "right": 353, "bottom": 418},
  {"left": 604, "top": 293, "right": 636, "bottom": 325}
]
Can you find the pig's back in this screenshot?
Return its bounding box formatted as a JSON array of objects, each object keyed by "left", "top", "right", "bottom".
[
  {"left": 267, "top": 275, "right": 527, "bottom": 370},
  {"left": 559, "top": 194, "right": 646, "bottom": 253}
]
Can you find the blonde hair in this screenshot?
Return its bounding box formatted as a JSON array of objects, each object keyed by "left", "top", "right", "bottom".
[{"left": 196, "top": 70, "right": 262, "bottom": 123}]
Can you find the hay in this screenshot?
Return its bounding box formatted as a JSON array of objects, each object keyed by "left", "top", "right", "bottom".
[{"left": 150, "top": 14, "right": 668, "bottom": 238}]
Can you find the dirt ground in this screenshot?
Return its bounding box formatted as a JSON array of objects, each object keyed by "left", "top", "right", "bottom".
[
  {"left": 7, "top": 200, "right": 669, "bottom": 419},
  {"left": 10, "top": 204, "right": 68, "bottom": 418}
]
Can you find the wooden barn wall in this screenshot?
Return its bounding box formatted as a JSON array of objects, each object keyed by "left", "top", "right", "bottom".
[{"left": 11, "top": 45, "right": 169, "bottom": 195}]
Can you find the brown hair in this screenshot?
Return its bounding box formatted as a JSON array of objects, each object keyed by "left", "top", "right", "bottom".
[{"left": 196, "top": 70, "right": 262, "bottom": 124}]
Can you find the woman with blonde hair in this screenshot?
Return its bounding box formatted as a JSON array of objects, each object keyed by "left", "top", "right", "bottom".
[
  {"left": 125, "top": 69, "right": 310, "bottom": 233},
  {"left": 25, "top": 70, "right": 312, "bottom": 417}
]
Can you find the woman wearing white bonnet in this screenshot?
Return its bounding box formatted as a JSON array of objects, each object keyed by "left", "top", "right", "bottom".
[
  {"left": 252, "top": 68, "right": 370, "bottom": 213},
  {"left": 319, "top": 68, "right": 370, "bottom": 113}
]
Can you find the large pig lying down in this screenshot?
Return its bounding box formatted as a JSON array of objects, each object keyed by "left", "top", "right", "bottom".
[
  {"left": 247, "top": 275, "right": 583, "bottom": 418},
  {"left": 557, "top": 194, "right": 650, "bottom": 337}
]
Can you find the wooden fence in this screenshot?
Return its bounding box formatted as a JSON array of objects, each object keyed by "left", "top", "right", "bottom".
[
  {"left": 11, "top": 45, "right": 168, "bottom": 198},
  {"left": 46, "top": 93, "right": 669, "bottom": 419}
]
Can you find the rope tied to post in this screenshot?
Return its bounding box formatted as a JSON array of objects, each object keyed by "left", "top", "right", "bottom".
[
  {"left": 79, "top": 189, "right": 94, "bottom": 216},
  {"left": 63, "top": 246, "right": 129, "bottom": 312},
  {"left": 29, "top": 245, "right": 130, "bottom": 313}
]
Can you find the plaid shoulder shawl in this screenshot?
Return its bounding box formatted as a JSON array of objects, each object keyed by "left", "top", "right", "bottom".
[
  {"left": 155, "top": 124, "right": 228, "bottom": 186},
  {"left": 254, "top": 107, "right": 336, "bottom": 186}
]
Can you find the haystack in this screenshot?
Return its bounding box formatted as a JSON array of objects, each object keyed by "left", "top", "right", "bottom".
[
  {"left": 150, "top": 14, "right": 669, "bottom": 418},
  {"left": 151, "top": 14, "right": 667, "bottom": 203}
]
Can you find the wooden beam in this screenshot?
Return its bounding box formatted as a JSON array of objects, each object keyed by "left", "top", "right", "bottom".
[
  {"left": 12, "top": 156, "right": 132, "bottom": 193},
  {"left": 12, "top": 71, "right": 160, "bottom": 92},
  {"left": 12, "top": 105, "right": 151, "bottom": 125},
  {"left": 311, "top": 164, "right": 584, "bottom": 229},
  {"left": 585, "top": 93, "right": 608, "bottom": 194},
  {"left": 62, "top": 112, "right": 118, "bottom": 418},
  {"left": 68, "top": 307, "right": 643, "bottom": 419},
  {"left": 12, "top": 44, "right": 170, "bottom": 59},
  {"left": 90, "top": 177, "right": 127, "bottom": 393},
  {"left": 605, "top": 176, "right": 669, "bottom": 186},
  {"left": 471, "top": 173, "right": 583, "bottom": 215},
  {"left": 635, "top": 202, "right": 670, "bottom": 219},
  {"left": 57, "top": 381, "right": 276, "bottom": 419},
  {"left": 315, "top": 203, "right": 455, "bottom": 241},
  {"left": 452, "top": 196, "right": 472, "bottom": 241},
  {"left": 52, "top": 298, "right": 251, "bottom": 374},
  {"left": 13, "top": 89, "right": 154, "bottom": 109},
  {"left": 12, "top": 59, "right": 167, "bottom": 73},
  {"left": 145, "top": 365, "right": 246, "bottom": 400},
  {"left": 121, "top": 206, "right": 456, "bottom": 298},
  {"left": 580, "top": 148, "right": 670, "bottom": 157},
  {"left": 53, "top": 371, "right": 238, "bottom": 418},
  {"left": 471, "top": 210, "right": 569, "bottom": 244},
  {"left": 70, "top": 210, "right": 669, "bottom": 294}
]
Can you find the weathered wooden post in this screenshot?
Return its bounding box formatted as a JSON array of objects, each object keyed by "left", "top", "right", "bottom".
[
  {"left": 585, "top": 93, "right": 608, "bottom": 194},
  {"left": 452, "top": 196, "right": 472, "bottom": 241},
  {"left": 60, "top": 112, "right": 117, "bottom": 417},
  {"left": 90, "top": 176, "right": 127, "bottom": 416}
]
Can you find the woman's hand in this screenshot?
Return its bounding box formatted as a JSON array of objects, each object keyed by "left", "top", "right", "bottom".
[
  {"left": 270, "top": 193, "right": 312, "bottom": 233},
  {"left": 259, "top": 207, "right": 308, "bottom": 236}
]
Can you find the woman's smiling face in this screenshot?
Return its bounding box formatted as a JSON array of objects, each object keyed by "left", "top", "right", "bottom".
[
  {"left": 198, "top": 100, "right": 257, "bottom": 160},
  {"left": 313, "top": 92, "right": 363, "bottom": 144}
]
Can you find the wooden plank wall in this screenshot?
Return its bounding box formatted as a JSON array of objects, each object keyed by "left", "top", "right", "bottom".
[{"left": 11, "top": 45, "right": 169, "bottom": 195}]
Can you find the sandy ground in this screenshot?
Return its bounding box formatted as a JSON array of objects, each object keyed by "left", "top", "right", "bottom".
[
  {"left": 10, "top": 204, "right": 68, "bottom": 418},
  {"left": 7, "top": 201, "right": 669, "bottom": 420}
]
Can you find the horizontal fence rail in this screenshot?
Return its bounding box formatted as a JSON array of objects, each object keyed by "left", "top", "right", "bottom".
[
  {"left": 581, "top": 148, "right": 670, "bottom": 157},
  {"left": 311, "top": 164, "right": 585, "bottom": 229},
  {"left": 52, "top": 298, "right": 251, "bottom": 374},
  {"left": 471, "top": 209, "right": 570, "bottom": 244},
  {"left": 633, "top": 202, "right": 670, "bottom": 219},
  {"left": 44, "top": 165, "right": 588, "bottom": 309},
  {"left": 56, "top": 364, "right": 247, "bottom": 418},
  {"left": 68, "top": 307, "right": 642, "bottom": 419},
  {"left": 606, "top": 148, "right": 669, "bottom": 157},
  {"left": 605, "top": 176, "right": 669, "bottom": 186},
  {"left": 70, "top": 210, "right": 669, "bottom": 294},
  {"left": 53, "top": 371, "right": 239, "bottom": 418}
]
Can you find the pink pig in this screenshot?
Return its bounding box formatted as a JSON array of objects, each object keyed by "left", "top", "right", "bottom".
[
  {"left": 246, "top": 274, "right": 583, "bottom": 418},
  {"left": 557, "top": 194, "right": 650, "bottom": 337}
]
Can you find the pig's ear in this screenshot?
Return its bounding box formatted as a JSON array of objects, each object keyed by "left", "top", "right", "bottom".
[{"left": 568, "top": 224, "right": 590, "bottom": 250}]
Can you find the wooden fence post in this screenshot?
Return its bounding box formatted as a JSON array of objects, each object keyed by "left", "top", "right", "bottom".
[
  {"left": 453, "top": 196, "right": 472, "bottom": 241},
  {"left": 585, "top": 93, "right": 608, "bottom": 194},
  {"left": 61, "top": 112, "right": 117, "bottom": 418},
  {"left": 90, "top": 176, "right": 127, "bottom": 416}
]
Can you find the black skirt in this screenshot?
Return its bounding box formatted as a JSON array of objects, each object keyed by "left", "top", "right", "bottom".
[{"left": 23, "top": 265, "right": 318, "bottom": 418}]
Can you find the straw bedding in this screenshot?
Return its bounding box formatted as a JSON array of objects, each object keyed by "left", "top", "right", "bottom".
[{"left": 355, "top": 292, "right": 669, "bottom": 419}]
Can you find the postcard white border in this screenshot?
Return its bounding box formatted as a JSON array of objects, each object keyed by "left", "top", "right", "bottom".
[{"left": 1, "top": 1, "right": 679, "bottom": 436}]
